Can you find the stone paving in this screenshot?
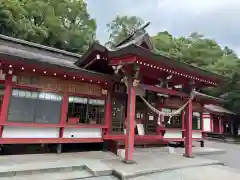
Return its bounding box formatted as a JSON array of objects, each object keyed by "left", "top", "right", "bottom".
[
  {"left": 102, "top": 154, "right": 222, "bottom": 178},
  {"left": 199, "top": 140, "right": 240, "bottom": 169},
  {"left": 81, "top": 176, "right": 118, "bottom": 180},
  {"left": 130, "top": 165, "right": 240, "bottom": 180},
  {"left": 81, "top": 141, "right": 240, "bottom": 180},
  {"left": 133, "top": 146, "right": 226, "bottom": 156},
  {"left": 0, "top": 141, "right": 239, "bottom": 180}
]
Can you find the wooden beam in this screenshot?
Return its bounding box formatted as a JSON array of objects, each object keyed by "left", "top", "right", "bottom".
[
  {"left": 0, "top": 138, "right": 104, "bottom": 144},
  {"left": 109, "top": 56, "right": 137, "bottom": 66},
  {"left": 139, "top": 84, "right": 189, "bottom": 97}
]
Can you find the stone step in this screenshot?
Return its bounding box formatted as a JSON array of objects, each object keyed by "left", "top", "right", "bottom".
[
  {"left": 0, "top": 165, "right": 87, "bottom": 178},
  {"left": 0, "top": 159, "right": 113, "bottom": 178},
  {"left": 83, "top": 176, "right": 119, "bottom": 180},
  {"left": 0, "top": 169, "right": 94, "bottom": 180}
]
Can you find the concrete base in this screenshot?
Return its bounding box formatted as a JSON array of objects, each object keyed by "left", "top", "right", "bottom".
[
  {"left": 134, "top": 146, "right": 226, "bottom": 156},
  {"left": 122, "top": 159, "right": 136, "bottom": 164},
  {"left": 56, "top": 144, "right": 62, "bottom": 154},
  {"left": 183, "top": 154, "right": 195, "bottom": 158},
  {"left": 206, "top": 137, "right": 240, "bottom": 144}
]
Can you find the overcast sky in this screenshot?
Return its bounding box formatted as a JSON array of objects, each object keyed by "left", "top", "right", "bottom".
[{"left": 86, "top": 0, "right": 240, "bottom": 54}]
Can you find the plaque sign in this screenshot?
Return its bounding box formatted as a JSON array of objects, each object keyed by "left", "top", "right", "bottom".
[{"left": 17, "top": 73, "right": 103, "bottom": 96}]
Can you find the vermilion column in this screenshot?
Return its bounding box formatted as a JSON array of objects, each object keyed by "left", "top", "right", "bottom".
[
  {"left": 59, "top": 94, "right": 69, "bottom": 138},
  {"left": 105, "top": 91, "right": 112, "bottom": 135},
  {"left": 210, "top": 114, "right": 213, "bottom": 132},
  {"left": 184, "top": 98, "right": 193, "bottom": 157},
  {"left": 124, "top": 81, "right": 136, "bottom": 163},
  {"left": 57, "top": 94, "right": 68, "bottom": 153},
  {"left": 0, "top": 74, "right": 13, "bottom": 137},
  {"left": 219, "top": 118, "right": 223, "bottom": 134},
  {"left": 0, "top": 75, "right": 13, "bottom": 123},
  {"left": 181, "top": 111, "right": 185, "bottom": 138}
]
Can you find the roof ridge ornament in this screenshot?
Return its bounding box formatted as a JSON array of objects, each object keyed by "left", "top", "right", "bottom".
[{"left": 115, "top": 22, "right": 151, "bottom": 48}]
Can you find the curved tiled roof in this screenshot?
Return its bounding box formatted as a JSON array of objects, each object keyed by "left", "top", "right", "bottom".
[
  {"left": 0, "top": 34, "right": 111, "bottom": 80},
  {"left": 204, "top": 104, "right": 235, "bottom": 114}
]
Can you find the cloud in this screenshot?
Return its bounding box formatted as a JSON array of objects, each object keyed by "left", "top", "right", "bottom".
[{"left": 86, "top": 0, "right": 240, "bottom": 54}]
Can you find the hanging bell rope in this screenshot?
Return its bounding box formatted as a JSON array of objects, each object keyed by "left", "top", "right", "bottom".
[
  {"left": 139, "top": 95, "right": 192, "bottom": 117},
  {"left": 121, "top": 75, "right": 194, "bottom": 119}
]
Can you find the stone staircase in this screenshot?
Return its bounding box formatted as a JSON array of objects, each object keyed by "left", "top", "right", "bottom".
[
  {"left": 0, "top": 168, "right": 92, "bottom": 180},
  {"left": 0, "top": 159, "right": 116, "bottom": 180},
  {"left": 0, "top": 149, "right": 226, "bottom": 180}
]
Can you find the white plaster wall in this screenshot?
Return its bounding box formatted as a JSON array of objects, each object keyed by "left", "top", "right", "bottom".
[
  {"left": 192, "top": 131, "right": 202, "bottom": 139},
  {"left": 164, "top": 131, "right": 182, "bottom": 138},
  {"left": 63, "top": 128, "right": 102, "bottom": 138},
  {"left": 203, "top": 118, "right": 211, "bottom": 132},
  {"left": 2, "top": 127, "right": 59, "bottom": 138}
]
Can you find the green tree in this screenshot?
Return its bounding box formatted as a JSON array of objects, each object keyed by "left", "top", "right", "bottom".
[
  {"left": 153, "top": 32, "right": 223, "bottom": 67},
  {"left": 152, "top": 31, "right": 177, "bottom": 58},
  {"left": 207, "top": 55, "right": 239, "bottom": 78},
  {"left": 106, "top": 15, "right": 144, "bottom": 48},
  {"left": 0, "top": 0, "right": 96, "bottom": 54}
]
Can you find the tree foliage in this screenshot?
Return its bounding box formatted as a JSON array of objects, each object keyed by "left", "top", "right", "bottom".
[
  {"left": 106, "top": 15, "right": 144, "bottom": 48},
  {"left": 0, "top": 0, "right": 97, "bottom": 54}
]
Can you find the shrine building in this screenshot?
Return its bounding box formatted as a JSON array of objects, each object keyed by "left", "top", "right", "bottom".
[{"left": 0, "top": 26, "right": 231, "bottom": 162}]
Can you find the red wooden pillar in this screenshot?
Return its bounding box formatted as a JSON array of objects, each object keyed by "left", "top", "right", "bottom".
[
  {"left": 184, "top": 98, "right": 193, "bottom": 157},
  {"left": 105, "top": 91, "right": 112, "bottom": 135},
  {"left": 219, "top": 118, "right": 223, "bottom": 134},
  {"left": 201, "top": 113, "right": 205, "bottom": 138},
  {"left": 181, "top": 111, "right": 185, "bottom": 138},
  {"left": 57, "top": 94, "right": 68, "bottom": 153},
  {"left": 157, "top": 101, "right": 165, "bottom": 135},
  {"left": 157, "top": 105, "right": 163, "bottom": 135},
  {"left": 124, "top": 81, "right": 136, "bottom": 163},
  {"left": 59, "top": 94, "right": 69, "bottom": 138},
  {"left": 221, "top": 118, "right": 224, "bottom": 133},
  {"left": 0, "top": 74, "right": 13, "bottom": 137},
  {"left": 210, "top": 114, "right": 213, "bottom": 132}
]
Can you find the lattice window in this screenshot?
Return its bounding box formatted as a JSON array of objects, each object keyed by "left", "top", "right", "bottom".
[
  {"left": 67, "top": 96, "right": 105, "bottom": 125},
  {"left": 193, "top": 112, "right": 201, "bottom": 130},
  {"left": 8, "top": 89, "right": 62, "bottom": 124}
]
